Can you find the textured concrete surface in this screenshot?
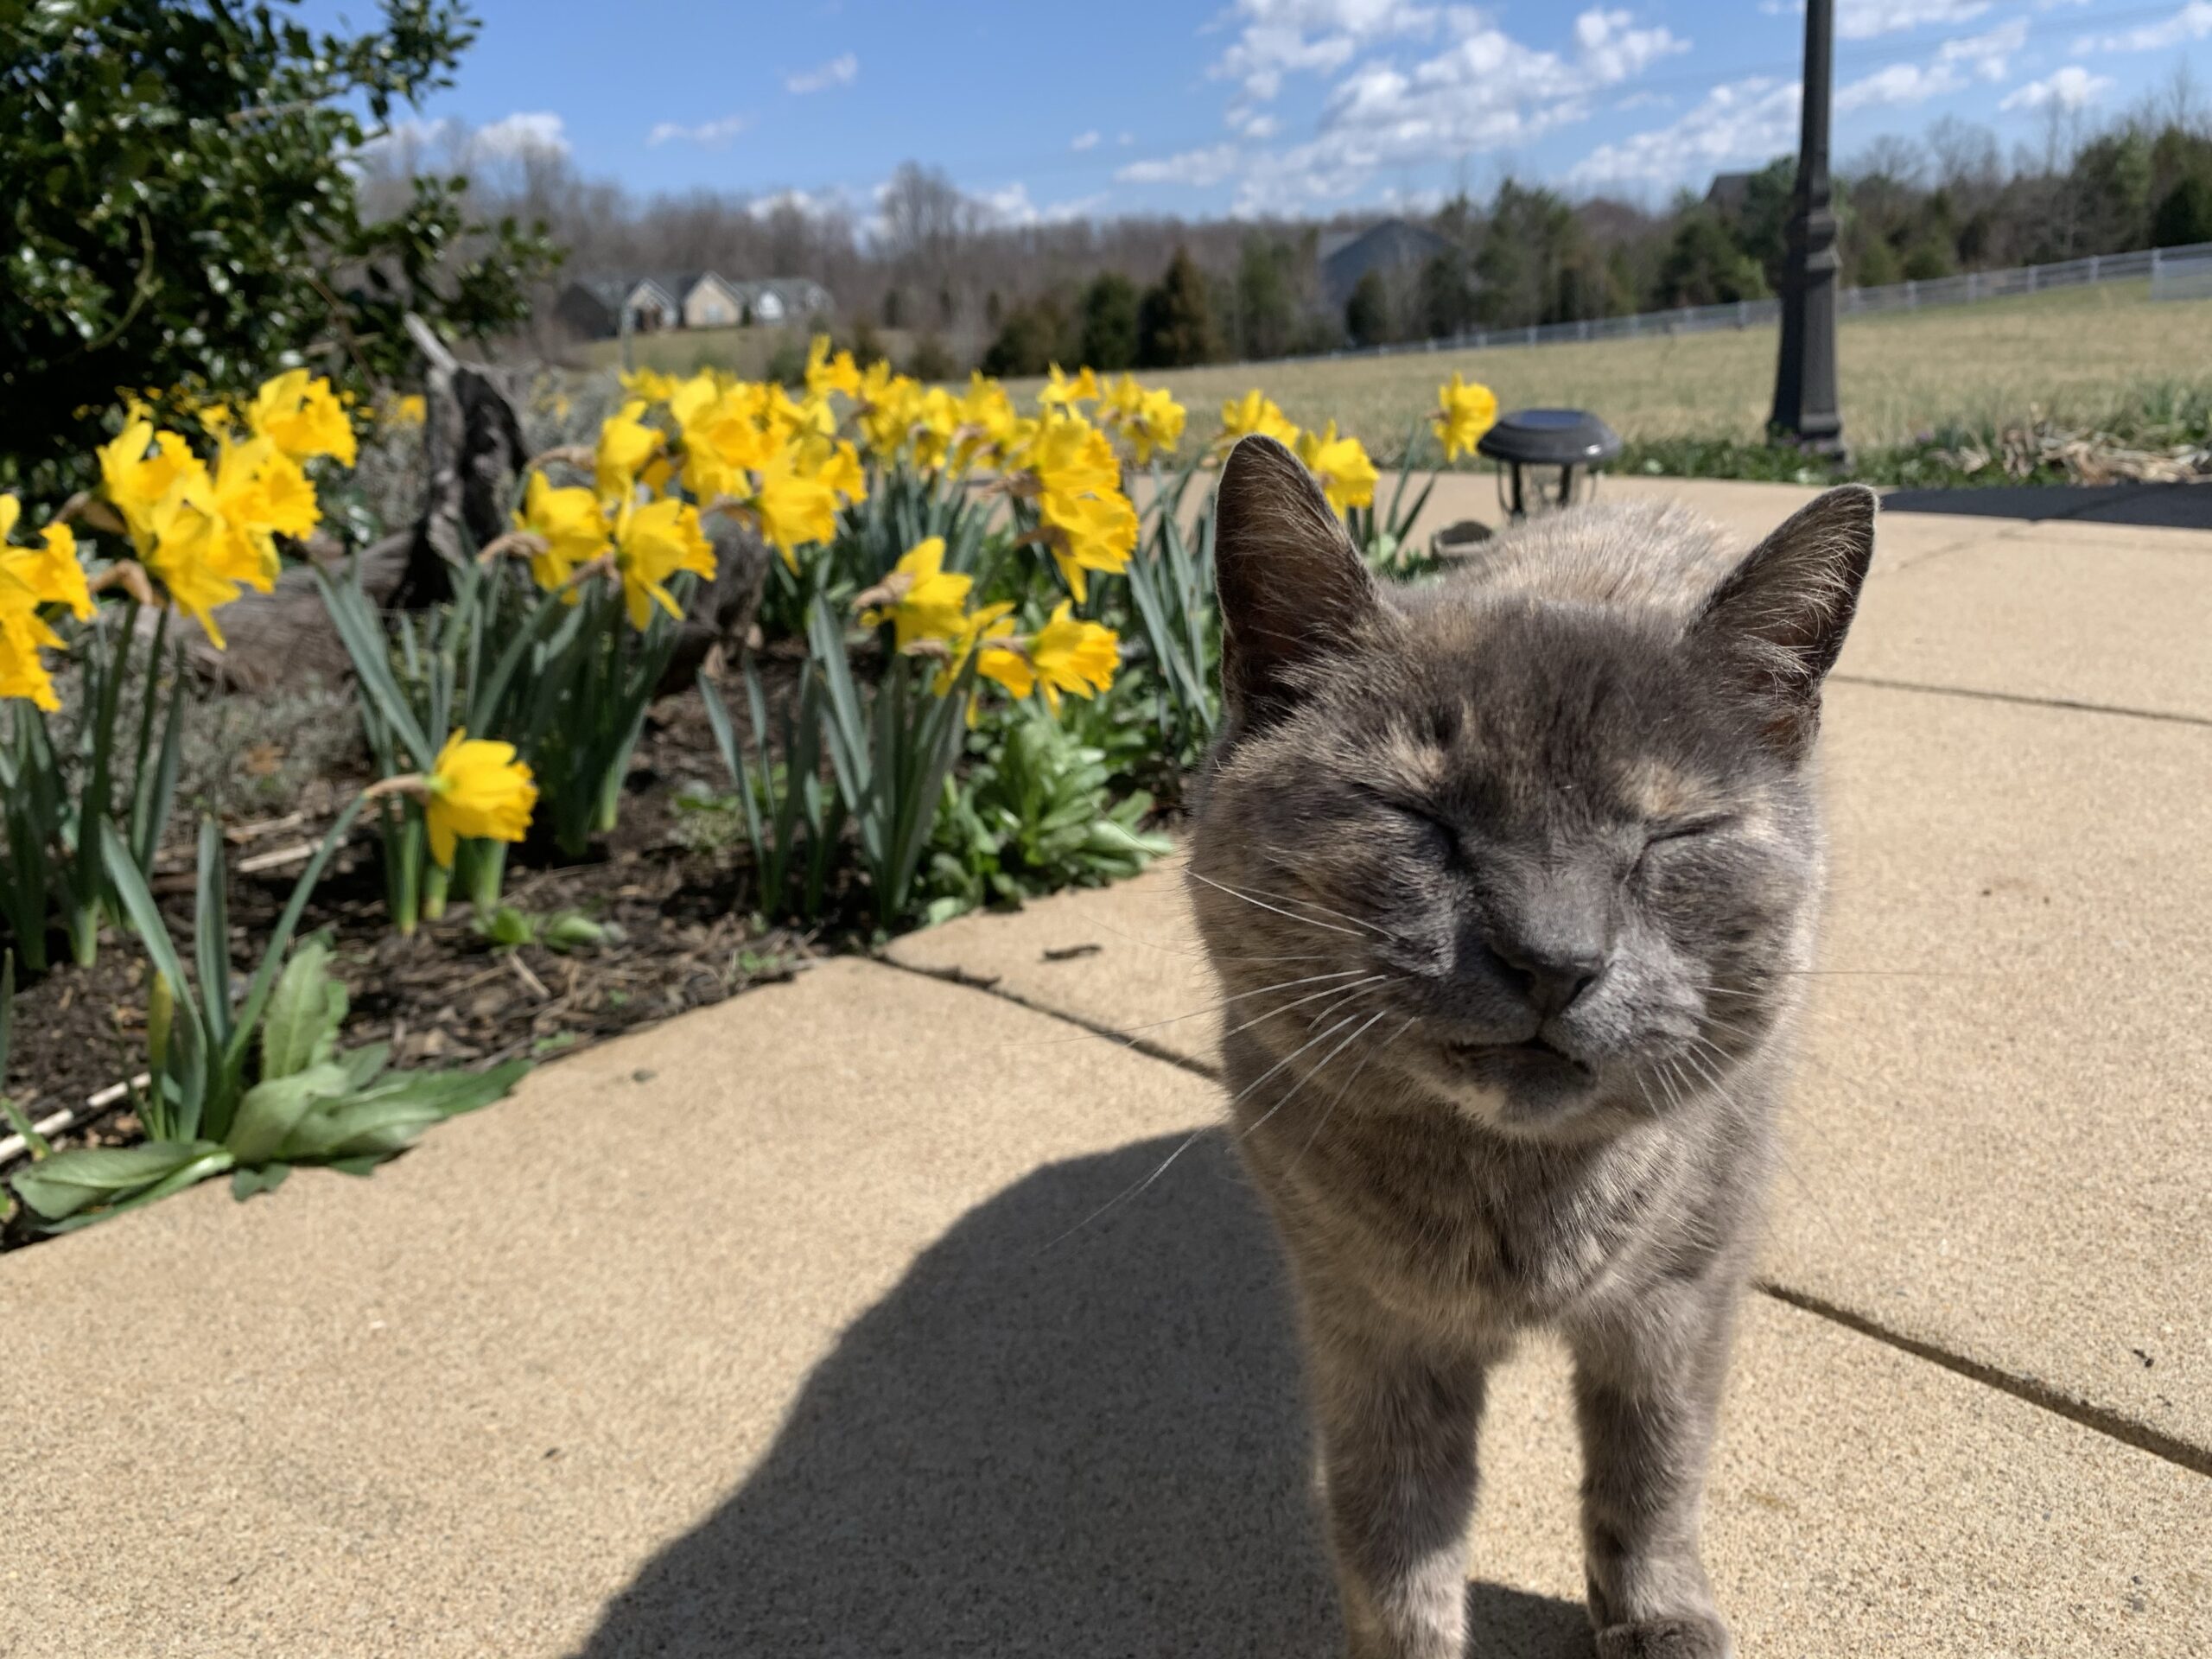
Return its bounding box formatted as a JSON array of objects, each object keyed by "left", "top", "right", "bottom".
[
  {"left": 4, "top": 959, "right": 2207, "bottom": 1657},
  {"left": 1776, "top": 681, "right": 2212, "bottom": 1456},
  {"left": 887, "top": 859, "right": 1221, "bottom": 1071},
  {"left": 1839, "top": 531, "right": 2212, "bottom": 720}
]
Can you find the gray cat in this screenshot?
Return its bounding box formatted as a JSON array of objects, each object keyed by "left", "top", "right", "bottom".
[{"left": 1186, "top": 435, "right": 1876, "bottom": 1659}]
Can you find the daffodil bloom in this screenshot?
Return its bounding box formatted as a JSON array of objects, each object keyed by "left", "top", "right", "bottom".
[
  {"left": 594, "top": 401, "right": 664, "bottom": 502},
  {"left": 384, "top": 393, "right": 428, "bottom": 429},
  {"left": 620, "top": 367, "right": 683, "bottom": 406},
  {"left": 910, "top": 387, "right": 963, "bottom": 471},
  {"left": 1040, "top": 364, "right": 1102, "bottom": 407},
  {"left": 748, "top": 447, "right": 841, "bottom": 570},
  {"left": 1027, "top": 602, "right": 1121, "bottom": 709},
  {"left": 1295, "top": 423, "right": 1380, "bottom": 514},
  {"left": 804, "top": 335, "right": 861, "bottom": 399},
  {"left": 0, "top": 497, "right": 92, "bottom": 710},
  {"left": 953, "top": 372, "right": 1020, "bottom": 469},
  {"left": 513, "top": 472, "right": 613, "bottom": 594},
  {"left": 1103, "top": 380, "right": 1187, "bottom": 466},
  {"left": 0, "top": 497, "right": 93, "bottom": 623},
  {"left": 97, "top": 423, "right": 206, "bottom": 557},
  {"left": 423, "top": 730, "right": 538, "bottom": 868},
  {"left": 855, "top": 363, "right": 925, "bottom": 457},
  {"left": 809, "top": 437, "right": 866, "bottom": 505},
  {"left": 248, "top": 370, "right": 358, "bottom": 467},
  {"left": 932, "top": 601, "right": 1028, "bottom": 701},
  {"left": 1433, "top": 372, "right": 1499, "bottom": 461},
  {"left": 859, "top": 537, "right": 972, "bottom": 652},
  {"left": 1034, "top": 486, "right": 1138, "bottom": 601},
  {"left": 1007, "top": 411, "right": 1122, "bottom": 504},
  {"left": 611, "top": 495, "right": 715, "bottom": 630},
  {"left": 668, "top": 380, "right": 775, "bottom": 501},
  {"left": 1217, "top": 389, "right": 1298, "bottom": 452}
]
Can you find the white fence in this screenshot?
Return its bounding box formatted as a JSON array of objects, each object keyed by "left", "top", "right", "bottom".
[
  {"left": 2151, "top": 243, "right": 2212, "bottom": 302},
  {"left": 1289, "top": 240, "right": 2212, "bottom": 365}
]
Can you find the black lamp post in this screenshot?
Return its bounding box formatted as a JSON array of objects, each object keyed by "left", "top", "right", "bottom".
[{"left": 1770, "top": 0, "right": 1845, "bottom": 456}]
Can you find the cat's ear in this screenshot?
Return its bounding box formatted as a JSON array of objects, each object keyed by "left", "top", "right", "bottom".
[
  {"left": 1689, "top": 484, "right": 1876, "bottom": 758},
  {"left": 1213, "top": 434, "right": 1378, "bottom": 727}
]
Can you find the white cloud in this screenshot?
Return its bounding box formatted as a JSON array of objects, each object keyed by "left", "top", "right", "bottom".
[
  {"left": 1132, "top": 5, "right": 1690, "bottom": 213},
  {"left": 646, "top": 111, "right": 752, "bottom": 148},
  {"left": 747, "top": 187, "right": 855, "bottom": 224},
  {"left": 1117, "top": 143, "right": 1244, "bottom": 188},
  {"left": 1208, "top": 0, "right": 1440, "bottom": 101},
  {"left": 1836, "top": 0, "right": 1992, "bottom": 39},
  {"left": 2000, "top": 63, "right": 2115, "bottom": 110},
  {"left": 785, "top": 52, "right": 858, "bottom": 94},
  {"left": 2076, "top": 0, "right": 2212, "bottom": 52},
  {"left": 1071, "top": 130, "right": 1101, "bottom": 150},
  {"left": 471, "top": 111, "right": 570, "bottom": 159},
  {"left": 1834, "top": 16, "right": 2025, "bottom": 111},
  {"left": 972, "top": 181, "right": 1115, "bottom": 227},
  {"left": 1567, "top": 75, "right": 1802, "bottom": 188}
]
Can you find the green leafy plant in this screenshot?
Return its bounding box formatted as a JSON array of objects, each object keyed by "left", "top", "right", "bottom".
[
  {"left": 3, "top": 0, "right": 560, "bottom": 495},
  {"left": 317, "top": 551, "right": 548, "bottom": 929},
  {"left": 1120, "top": 461, "right": 1221, "bottom": 767},
  {"left": 475, "top": 905, "right": 610, "bottom": 952},
  {"left": 810, "top": 599, "right": 978, "bottom": 931},
  {"left": 697, "top": 656, "right": 846, "bottom": 922},
  {"left": 0, "top": 600, "right": 187, "bottom": 971},
  {"left": 4, "top": 813, "right": 525, "bottom": 1232},
  {"left": 924, "top": 702, "right": 1173, "bottom": 924}
]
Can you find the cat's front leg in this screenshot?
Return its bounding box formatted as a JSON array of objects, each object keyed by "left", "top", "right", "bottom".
[
  {"left": 1566, "top": 1281, "right": 1743, "bottom": 1659},
  {"left": 1305, "top": 1305, "right": 1496, "bottom": 1659}
]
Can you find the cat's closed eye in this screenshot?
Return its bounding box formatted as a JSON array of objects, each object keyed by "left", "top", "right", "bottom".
[{"left": 1632, "top": 815, "right": 1736, "bottom": 877}]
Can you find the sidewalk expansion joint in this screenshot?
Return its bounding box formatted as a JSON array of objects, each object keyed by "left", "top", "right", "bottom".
[
  {"left": 1831, "top": 674, "right": 2212, "bottom": 728},
  {"left": 1758, "top": 1282, "right": 2212, "bottom": 1479},
  {"left": 888, "top": 946, "right": 2212, "bottom": 1481},
  {"left": 878, "top": 956, "right": 1224, "bottom": 1084}
]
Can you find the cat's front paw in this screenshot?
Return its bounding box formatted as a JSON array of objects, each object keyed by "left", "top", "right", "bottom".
[{"left": 1593, "top": 1614, "right": 1733, "bottom": 1659}]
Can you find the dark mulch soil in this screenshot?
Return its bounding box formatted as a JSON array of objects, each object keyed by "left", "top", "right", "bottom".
[{"left": 3, "top": 683, "right": 826, "bottom": 1230}]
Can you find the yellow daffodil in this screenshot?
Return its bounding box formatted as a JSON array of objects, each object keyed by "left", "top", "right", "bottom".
[
  {"left": 248, "top": 370, "right": 357, "bottom": 467},
  {"left": 1100, "top": 378, "right": 1187, "bottom": 466},
  {"left": 97, "top": 422, "right": 206, "bottom": 557},
  {"left": 594, "top": 401, "right": 664, "bottom": 502},
  {"left": 669, "top": 380, "right": 775, "bottom": 501},
  {"left": 379, "top": 393, "right": 428, "bottom": 429},
  {"left": 1433, "top": 372, "right": 1499, "bottom": 461},
  {"left": 859, "top": 537, "right": 972, "bottom": 651},
  {"left": 748, "top": 447, "right": 840, "bottom": 570},
  {"left": 611, "top": 495, "right": 715, "bottom": 631},
  {"left": 423, "top": 730, "right": 538, "bottom": 868},
  {"left": 620, "top": 367, "right": 683, "bottom": 407},
  {"left": 953, "top": 372, "right": 1019, "bottom": 468},
  {"left": 810, "top": 437, "right": 866, "bottom": 505},
  {"left": 1295, "top": 423, "right": 1380, "bottom": 514},
  {"left": 1217, "top": 389, "right": 1298, "bottom": 452},
  {"left": 804, "top": 335, "right": 861, "bottom": 399},
  {"left": 1026, "top": 602, "right": 1121, "bottom": 709},
  {"left": 932, "top": 601, "right": 1028, "bottom": 701},
  {"left": 0, "top": 497, "right": 92, "bottom": 711},
  {"left": 910, "top": 386, "right": 963, "bottom": 471},
  {"left": 1034, "top": 486, "right": 1137, "bottom": 601},
  {"left": 855, "top": 362, "right": 925, "bottom": 458},
  {"left": 513, "top": 472, "right": 613, "bottom": 594},
  {"left": 0, "top": 497, "right": 93, "bottom": 623},
  {"left": 1040, "top": 364, "right": 1102, "bottom": 407}
]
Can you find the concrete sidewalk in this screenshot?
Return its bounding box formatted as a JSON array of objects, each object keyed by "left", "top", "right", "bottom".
[{"left": 4, "top": 484, "right": 2209, "bottom": 1656}]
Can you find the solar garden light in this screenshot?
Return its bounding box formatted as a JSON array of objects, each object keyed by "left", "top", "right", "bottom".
[{"left": 1476, "top": 408, "right": 1624, "bottom": 521}]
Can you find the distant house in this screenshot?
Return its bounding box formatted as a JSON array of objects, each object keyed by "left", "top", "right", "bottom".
[
  {"left": 1704, "top": 171, "right": 1758, "bottom": 216},
  {"left": 552, "top": 271, "right": 834, "bottom": 339},
  {"left": 1319, "top": 219, "right": 1452, "bottom": 312}
]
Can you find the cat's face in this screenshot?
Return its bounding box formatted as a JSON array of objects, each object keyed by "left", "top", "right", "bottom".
[{"left": 1191, "top": 439, "right": 1872, "bottom": 1142}]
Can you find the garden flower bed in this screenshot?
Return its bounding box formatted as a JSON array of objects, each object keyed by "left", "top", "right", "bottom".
[{"left": 0, "top": 345, "right": 1499, "bottom": 1242}]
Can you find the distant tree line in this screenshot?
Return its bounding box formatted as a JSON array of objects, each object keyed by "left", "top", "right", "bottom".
[{"left": 393, "top": 94, "right": 2212, "bottom": 378}]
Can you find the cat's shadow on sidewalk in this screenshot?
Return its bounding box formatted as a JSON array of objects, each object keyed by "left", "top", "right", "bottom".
[{"left": 570, "top": 1131, "right": 1589, "bottom": 1659}]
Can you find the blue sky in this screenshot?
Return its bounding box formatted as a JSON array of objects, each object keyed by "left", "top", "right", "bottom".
[{"left": 327, "top": 0, "right": 2212, "bottom": 224}]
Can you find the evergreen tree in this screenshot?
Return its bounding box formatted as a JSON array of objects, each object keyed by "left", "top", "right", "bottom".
[
  {"left": 1077, "top": 272, "right": 1140, "bottom": 371},
  {"left": 1135, "top": 248, "right": 1219, "bottom": 368}
]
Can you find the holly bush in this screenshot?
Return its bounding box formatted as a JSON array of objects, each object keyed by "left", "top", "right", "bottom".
[{"left": 0, "top": 0, "right": 561, "bottom": 493}]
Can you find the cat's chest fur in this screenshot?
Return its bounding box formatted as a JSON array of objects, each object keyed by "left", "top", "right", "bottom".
[{"left": 1230, "top": 1032, "right": 1759, "bottom": 1330}]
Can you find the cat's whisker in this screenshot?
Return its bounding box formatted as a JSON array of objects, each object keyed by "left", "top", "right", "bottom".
[
  {"left": 1290, "top": 1016, "right": 1413, "bottom": 1170},
  {"left": 1034, "top": 989, "right": 1392, "bottom": 1254},
  {"left": 1185, "top": 868, "right": 1375, "bottom": 938},
  {"left": 1237, "top": 1007, "right": 1389, "bottom": 1145},
  {"left": 988, "top": 968, "right": 1376, "bottom": 1056}
]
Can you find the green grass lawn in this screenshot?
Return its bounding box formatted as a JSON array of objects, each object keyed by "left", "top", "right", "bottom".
[{"left": 1014, "top": 280, "right": 2212, "bottom": 460}]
